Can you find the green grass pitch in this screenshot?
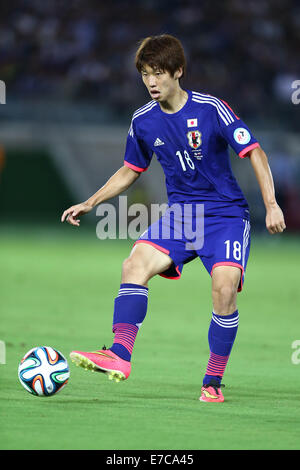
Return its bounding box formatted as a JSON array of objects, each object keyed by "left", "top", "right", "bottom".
[{"left": 1, "top": 225, "right": 299, "bottom": 450}]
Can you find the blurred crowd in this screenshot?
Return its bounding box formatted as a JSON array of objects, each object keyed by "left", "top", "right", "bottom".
[{"left": 0, "top": 0, "right": 299, "bottom": 120}]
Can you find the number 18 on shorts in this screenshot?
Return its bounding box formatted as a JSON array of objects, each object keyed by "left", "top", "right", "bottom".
[{"left": 207, "top": 217, "right": 251, "bottom": 292}]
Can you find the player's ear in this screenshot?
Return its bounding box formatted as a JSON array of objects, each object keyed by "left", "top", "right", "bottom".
[{"left": 173, "top": 67, "right": 183, "bottom": 81}]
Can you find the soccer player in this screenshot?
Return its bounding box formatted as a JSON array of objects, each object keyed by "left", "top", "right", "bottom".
[{"left": 61, "top": 35, "right": 286, "bottom": 402}]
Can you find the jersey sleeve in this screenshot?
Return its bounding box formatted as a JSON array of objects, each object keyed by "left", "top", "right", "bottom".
[
  {"left": 214, "top": 99, "right": 260, "bottom": 158},
  {"left": 123, "top": 119, "right": 153, "bottom": 172}
]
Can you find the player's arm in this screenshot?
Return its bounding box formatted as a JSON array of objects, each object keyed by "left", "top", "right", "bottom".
[
  {"left": 61, "top": 165, "right": 140, "bottom": 226},
  {"left": 248, "top": 146, "right": 286, "bottom": 234}
]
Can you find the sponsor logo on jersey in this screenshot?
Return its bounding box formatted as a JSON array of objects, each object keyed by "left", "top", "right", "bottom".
[
  {"left": 154, "top": 137, "right": 165, "bottom": 146},
  {"left": 233, "top": 128, "right": 251, "bottom": 145},
  {"left": 187, "top": 130, "right": 202, "bottom": 149}
]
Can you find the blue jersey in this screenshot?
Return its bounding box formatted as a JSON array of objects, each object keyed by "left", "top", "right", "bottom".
[{"left": 124, "top": 90, "right": 260, "bottom": 218}]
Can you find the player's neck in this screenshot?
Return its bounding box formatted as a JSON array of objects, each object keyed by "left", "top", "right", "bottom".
[{"left": 159, "top": 88, "right": 188, "bottom": 114}]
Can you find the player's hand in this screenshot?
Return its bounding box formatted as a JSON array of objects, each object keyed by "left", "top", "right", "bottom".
[
  {"left": 265, "top": 203, "right": 286, "bottom": 234},
  {"left": 61, "top": 201, "right": 93, "bottom": 226}
]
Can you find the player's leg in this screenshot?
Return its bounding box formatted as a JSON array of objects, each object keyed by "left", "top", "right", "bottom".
[
  {"left": 200, "top": 265, "right": 241, "bottom": 402},
  {"left": 211, "top": 265, "right": 240, "bottom": 315},
  {"left": 108, "top": 204, "right": 194, "bottom": 366},
  {"left": 109, "top": 243, "right": 172, "bottom": 361},
  {"left": 70, "top": 243, "right": 173, "bottom": 381},
  {"left": 198, "top": 216, "right": 250, "bottom": 401},
  {"left": 70, "top": 205, "right": 192, "bottom": 381},
  {"left": 121, "top": 242, "right": 173, "bottom": 285}
]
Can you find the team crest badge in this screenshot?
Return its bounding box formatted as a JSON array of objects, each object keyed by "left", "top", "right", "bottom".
[{"left": 187, "top": 130, "right": 202, "bottom": 149}]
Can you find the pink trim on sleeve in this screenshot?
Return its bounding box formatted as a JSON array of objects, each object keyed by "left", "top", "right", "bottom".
[
  {"left": 124, "top": 161, "right": 148, "bottom": 172},
  {"left": 239, "top": 142, "right": 260, "bottom": 159},
  {"left": 221, "top": 100, "right": 240, "bottom": 119}
]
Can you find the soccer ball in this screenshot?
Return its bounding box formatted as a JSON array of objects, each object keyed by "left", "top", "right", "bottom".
[{"left": 18, "top": 346, "right": 70, "bottom": 397}]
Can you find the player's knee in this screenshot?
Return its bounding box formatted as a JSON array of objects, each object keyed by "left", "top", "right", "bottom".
[
  {"left": 122, "top": 256, "right": 141, "bottom": 276},
  {"left": 213, "top": 281, "right": 237, "bottom": 299},
  {"left": 121, "top": 254, "right": 149, "bottom": 283},
  {"left": 212, "top": 282, "right": 237, "bottom": 312}
]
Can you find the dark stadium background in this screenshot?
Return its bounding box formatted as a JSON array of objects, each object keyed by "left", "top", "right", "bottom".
[
  {"left": 0, "top": 0, "right": 299, "bottom": 231},
  {"left": 1, "top": 0, "right": 300, "bottom": 452}
]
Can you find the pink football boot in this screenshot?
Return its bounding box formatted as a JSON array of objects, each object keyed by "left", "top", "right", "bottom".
[
  {"left": 199, "top": 379, "right": 225, "bottom": 402},
  {"left": 70, "top": 346, "right": 131, "bottom": 382}
]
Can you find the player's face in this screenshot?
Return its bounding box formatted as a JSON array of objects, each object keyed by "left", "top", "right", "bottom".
[{"left": 141, "top": 64, "right": 182, "bottom": 103}]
